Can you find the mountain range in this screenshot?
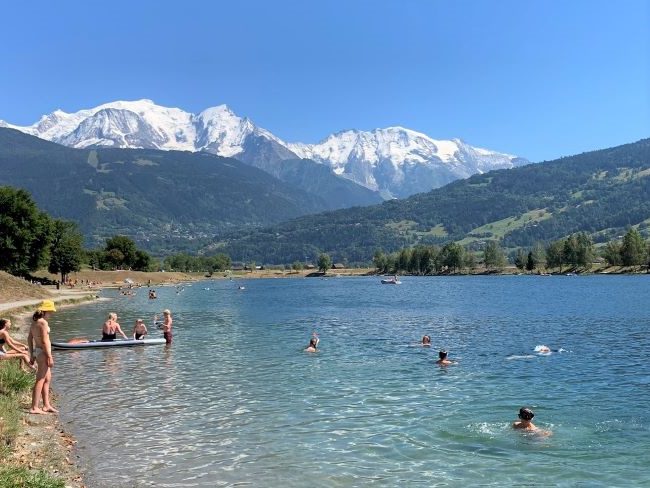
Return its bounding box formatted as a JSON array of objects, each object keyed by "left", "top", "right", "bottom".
[
  {"left": 1, "top": 99, "right": 529, "bottom": 198},
  {"left": 0, "top": 128, "right": 377, "bottom": 251},
  {"left": 216, "top": 138, "right": 650, "bottom": 264}
]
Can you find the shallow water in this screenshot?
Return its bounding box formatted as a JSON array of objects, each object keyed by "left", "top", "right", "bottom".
[{"left": 51, "top": 275, "right": 650, "bottom": 486}]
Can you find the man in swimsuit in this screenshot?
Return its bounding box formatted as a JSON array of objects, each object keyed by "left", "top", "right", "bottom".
[
  {"left": 436, "top": 350, "right": 454, "bottom": 365},
  {"left": 512, "top": 407, "right": 552, "bottom": 436},
  {"left": 28, "top": 300, "right": 58, "bottom": 414}
]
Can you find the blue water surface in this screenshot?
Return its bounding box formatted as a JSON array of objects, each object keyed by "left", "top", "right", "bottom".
[{"left": 51, "top": 275, "right": 650, "bottom": 487}]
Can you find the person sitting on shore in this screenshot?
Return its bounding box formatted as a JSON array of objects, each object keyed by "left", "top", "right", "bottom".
[
  {"left": 512, "top": 407, "right": 552, "bottom": 436},
  {"left": 102, "top": 313, "right": 128, "bottom": 341},
  {"left": 132, "top": 319, "right": 148, "bottom": 340},
  {"left": 422, "top": 335, "right": 431, "bottom": 346},
  {"left": 0, "top": 318, "right": 36, "bottom": 371},
  {"left": 436, "top": 350, "right": 454, "bottom": 365}
]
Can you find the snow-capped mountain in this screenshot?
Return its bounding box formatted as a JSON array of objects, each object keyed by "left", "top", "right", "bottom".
[{"left": 1, "top": 100, "right": 529, "bottom": 198}]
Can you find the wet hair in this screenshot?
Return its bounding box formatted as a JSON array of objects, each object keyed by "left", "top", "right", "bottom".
[
  {"left": 518, "top": 407, "right": 535, "bottom": 421},
  {"left": 0, "top": 318, "right": 7, "bottom": 330},
  {"left": 422, "top": 335, "right": 431, "bottom": 344},
  {"left": 308, "top": 338, "right": 318, "bottom": 348},
  {"left": 438, "top": 350, "right": 448, "bottom": 359},
  {"left": 33, "top": 310, "right": 46, "bottom": 321}
]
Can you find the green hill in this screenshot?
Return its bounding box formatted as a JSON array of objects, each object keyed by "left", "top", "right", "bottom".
[
  {"left": 0, "top": 128, "right": 377, "bottom": 251},
  {"left": 218, "top": 138, "right": 650, "bottom": 263}
]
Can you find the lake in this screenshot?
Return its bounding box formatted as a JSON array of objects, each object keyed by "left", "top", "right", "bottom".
[{"left": 51, "top": 275, "right": 650, "bottom": 487}]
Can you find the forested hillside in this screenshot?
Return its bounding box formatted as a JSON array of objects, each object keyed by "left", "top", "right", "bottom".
[
  {"left": 217, "top": 138, "right": 650, "bottom": 263},
  {"left": 0, "top": 128, "right": 374, "bottom": 250}
]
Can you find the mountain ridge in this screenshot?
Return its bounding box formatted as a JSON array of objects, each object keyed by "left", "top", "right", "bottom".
[{"left": 1, "top": 99, "right": 529, "bottom": 198}]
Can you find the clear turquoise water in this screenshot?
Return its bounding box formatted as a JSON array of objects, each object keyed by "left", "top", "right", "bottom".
[{"left": 51, "top": 276, "right": 650, "bottom": 487}]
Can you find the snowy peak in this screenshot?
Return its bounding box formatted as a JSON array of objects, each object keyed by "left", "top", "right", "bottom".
[{"left": 2, "top": 100, "right": 528, "bottom": 198}]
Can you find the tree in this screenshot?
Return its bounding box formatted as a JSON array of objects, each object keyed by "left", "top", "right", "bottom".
[
  {"left": 483, "top": 241, "right": 506, "bottom": 270},
  {"left": 0, "top": 187, "right": 52, "bottom": 275},
  {"left": 317, "top": 253, "right": 332, "bottom": 273},
  {"left": 525, "top": 251, "right": 536, "bottom": 271},
  {"left": 575, "top": 233, "right": 594, "bottom": 269},
  {"left": 514, "top": 249, "right": 527, "bottom": 270},
  {"left": 105, "top": 248, "right": 125, "bottom": 269},
  {"left": 373, "top": 250, "right": 387, "bottom": 273},
  {"left": 440, "top": 242, "right": 464, "bottom": 273},
  {"left": 603, "top": 241, "right": 623, "bottom": 266},
  {"left": 621, "top": 228, "right": 646, "bottom": 266},
  {"left": 292, "top": 261, "right": 304, "bottom": 272},
  {"left": 105, "top": 235, "right": 138, "bottom": 269},
  {"left": 531, "top": 242, "right": 546, "bottom": 269},
  {"left": 133, "top": 250, "right": 152, "bottom": 272},
  {"left": 546, "top": 241, "right": 564, "bottom": 272},
  {"left": 48, "top": 220, "right": 84, "bottom": 282}
]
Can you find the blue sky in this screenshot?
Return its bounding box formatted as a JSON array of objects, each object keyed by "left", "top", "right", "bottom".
[{"left": 0, "top": 0, "right": 647, "bottom": 161}]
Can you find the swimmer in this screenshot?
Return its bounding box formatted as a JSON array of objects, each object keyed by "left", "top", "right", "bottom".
[
  {"left": 421, "top": 335, "right": 431, "bottom": 346},
  {"left": 435, "top": 350, "right": 454, "bottom": 365},
  {"left": 512, "top": 407, "right": 552, "bottom": 436},
  {"left": 305, "top": 338, "right": 318, "bottom": 352}
]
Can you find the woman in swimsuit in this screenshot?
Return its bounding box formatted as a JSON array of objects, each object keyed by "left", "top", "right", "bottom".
[
  {"left": 132, "top": 319, "right": 148, "bottom": 340},
  {"left": 102, "top": 313, "right": 128, "bottom": 341},
  {"left": 0, "top": 318, "right": 35, "bottom": 371},
  {"left": 28, "top": 300, "right": 57, "bottom": 414}
]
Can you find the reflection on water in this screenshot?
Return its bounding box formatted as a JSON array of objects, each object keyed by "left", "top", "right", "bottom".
[{"left": 52, "top": 276, "right": 650, "bottom": 486}]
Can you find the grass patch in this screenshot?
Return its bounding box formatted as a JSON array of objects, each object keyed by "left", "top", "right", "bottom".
[
  {"left": 0, "top": 361, "right": 33, "bottom": 395},
  {"left": 0, "top": 466, "right": 65, "bottom": 488},
  {"left": 457, "top": 209, "right": 553, "bottom": 245}
]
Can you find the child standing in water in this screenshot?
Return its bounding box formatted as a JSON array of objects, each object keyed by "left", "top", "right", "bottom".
[{"left": 161, "top": 309, "right": 173, "bottom": 344}]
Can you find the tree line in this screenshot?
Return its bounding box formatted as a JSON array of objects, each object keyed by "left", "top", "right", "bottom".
[
  {"left": 0, "top": 186, "right": 233, "bottom": 281},
  {"left": 372, "top": 228, "right": 650, "bottom": 275}
]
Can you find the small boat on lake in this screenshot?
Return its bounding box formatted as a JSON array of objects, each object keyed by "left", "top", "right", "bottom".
[{"left": 381, "top": 276, "right": 402, "bottom": 285}]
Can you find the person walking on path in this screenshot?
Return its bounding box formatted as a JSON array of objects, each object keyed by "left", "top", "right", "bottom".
[{"left": 28, "top": 300, "right": 58, "bottom": 414}]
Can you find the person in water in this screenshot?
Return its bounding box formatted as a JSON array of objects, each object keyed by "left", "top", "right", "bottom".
[
  {"left": 436, "top": 350, "right": 454, "bottom": 365},
  {"left": 422, "top": 335, "right": 431, "bottom": 346},
  {"left": 132, "top": 319, "right": 148, "bottom": 340},
  {"left": 305, "top": 337, "right": 318, "bottom": 352},
  {"left": 512, "top": 407, "right": 552, "bottom": 435},
  {"left": 102, "top": 313, "right": 128, "bottom": 341},
  {"left": 161, "top": 309, "right": 173, "bottom": 344},
  {"left": 0, "top": 318, "right": 35, "bottom": 371},
  {"left": 28, "top": 301, "right": 58, "bottom": 414}
]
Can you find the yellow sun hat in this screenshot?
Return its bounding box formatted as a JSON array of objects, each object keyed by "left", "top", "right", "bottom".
[{"left": 39, "top": 300, "right": 57, "bottom": 312}]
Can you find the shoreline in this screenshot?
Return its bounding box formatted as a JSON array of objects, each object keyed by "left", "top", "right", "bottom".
[{"left": 2, "top": 293, "right": 101, "bottom": 488}]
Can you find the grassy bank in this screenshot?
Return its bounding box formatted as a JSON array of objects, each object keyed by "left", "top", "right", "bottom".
[{"left": 0, "top": 361, "right": 66, "bottom": 487}]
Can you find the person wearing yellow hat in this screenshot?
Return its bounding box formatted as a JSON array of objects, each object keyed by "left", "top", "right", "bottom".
[{"left": 28, "top": 300, "right": 57, "bottom": 414}]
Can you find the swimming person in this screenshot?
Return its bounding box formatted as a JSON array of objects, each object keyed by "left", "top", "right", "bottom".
[
  {"left": 512, "top": 407, "right": 552, "bottom": 436},
  {"left": 132, "top": 319, "right": 148, "bottom": 340},
  {"left": 161, "top": 309, "right": 173, "bottom": 344},
  {"left": 422, "top": 335, "right": 431, "bottom": 346},
  {"left": 28, "top": 301, "right": 57, "bottom": 414},
  {"left": 436, "top": 350, "right": 454, "bottom": 365},
  {"left": 0, "top": 318, "right": 35, "bottom": 371},
  {"left": 305, "top": 337, "right": 318, "bottom": 353},
  {"left": 102, "top": 313, "right": 128, "bottom": 341}
]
